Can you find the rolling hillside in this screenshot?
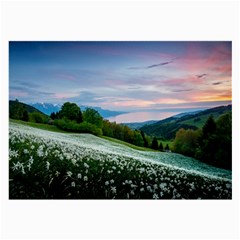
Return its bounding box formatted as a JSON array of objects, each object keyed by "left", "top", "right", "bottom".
[
  {"left": 9, "top": 121, "right": 232, "bottom": 199},
  {"left": 10, "top": 100, "right": 46, "bottom": 114},
  {"left": 140, "top": 105, "right": 232, "bottom": 140}
]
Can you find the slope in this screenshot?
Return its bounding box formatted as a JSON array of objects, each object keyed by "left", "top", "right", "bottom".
[{"left": 140, "top": 105, "right": 231, "bottom": 139}]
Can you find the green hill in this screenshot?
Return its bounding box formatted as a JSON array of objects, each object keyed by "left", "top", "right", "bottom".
[
  {"left": 140, "top": 105, "right": 232, "bottom": 140},
  {"left": 9, "top": 100, "right": 48, "bottom": 121}
]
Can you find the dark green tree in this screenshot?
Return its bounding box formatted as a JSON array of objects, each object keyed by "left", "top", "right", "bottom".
[
  {"left": 133, "top": 130, "right": 144, "bottom": 147},
  {"left": 140, "top": 130, "right": 149, "bottom": 148},
  {"left": 159, "top": 142, "right": 163, "bottom": 151},
  {"left": 83, "top": 108, "right": 103, "bottom": 128},
  {"left": 50, "top": 112, "right": 56, "bottom": 120},
  {"left": 151, "top": 137, "right": 158, "bottom": 150},
  {"left": 58, "top": 102, "right": 83, "bottom": 123},
  {"left": 165, "top": 144, "right": 170, "bottom": 151},
  {"left": 22, "top": 110, "right": 29, "bottom": 121},
  {"left": 202, "top": 115, "right": 216, "bottom": 138}
]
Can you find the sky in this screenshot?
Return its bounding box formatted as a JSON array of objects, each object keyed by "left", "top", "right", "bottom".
[{"left": 9, "top": 41, "right": 232, "bottom": 113}]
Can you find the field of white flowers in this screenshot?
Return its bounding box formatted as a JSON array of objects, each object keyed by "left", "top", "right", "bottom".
[{"left": 9, "top": 122, "right": 232, "bottom": 199}]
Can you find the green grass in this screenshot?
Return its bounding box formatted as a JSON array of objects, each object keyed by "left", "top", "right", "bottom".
[
  {"left": 181, "top": 113, "right": 222, "bottom": 128},
  {"left": 10, "top": 119, "right": 157, "bottom": 152},
  {"left": 9, "top": 119, "right": 70, "bottom": 133},
  {"left": 158, "top": 139, "right": 173, "bottom": 149},
  {"left": 101, "top": 136, "right": 156, "bottom": 152}
]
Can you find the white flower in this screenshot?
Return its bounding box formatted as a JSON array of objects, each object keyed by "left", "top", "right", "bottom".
[
  {"left": 46, "top": 161, "right": 50, "bottom": 170},
  {"left": 71, "top": 181, "right": 76, "bottom": 187},
  {"left": 77, "top": 173, "right": 82, "bottom": 179},
  {"left": 23, "top": 149, "right": 29, "bottom": 154},
  {"left": 84, "top": 162, "right": 89, "bottom": 168},
  {"left": 226, "top": 183, "right": 231, "bottom": 189},
  {"left": 111, "top": 186, "right": 117, "bottom": 194},
  {"left": 67, "top": 171, "right": 72, "bottom": 177},
  {"left": 105, "top": 181, "right": 109, "bottom": 186},
  {"left": 153, "top": 193, "right": 159, "bottom": 199},
  {"left": 110, "top": 179, "right": 114, "bottom": 184},
  {"left": 29, "top": 156, "right": 34, "bottom": 164},
  {"left": 55, "top": 171, "right": 60, "bottom": 177},
  {"left": 130, "top": 190, "right": 135, "bottom": 195},
  {"left": 140, "top": 187, "right": 145, "bottom": 192},
  {"left": 83, "top": 176, "right": 88, "bottom": 181}
]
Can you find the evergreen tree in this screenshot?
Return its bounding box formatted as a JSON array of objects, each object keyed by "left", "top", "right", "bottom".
[
  {"left": 140, "top": 130, "right": 148, "bottom": 147},
  {"left": 159, "top": 142, "right": 163, "bottom": 151},
  {"left": 151, "top": 137, "right": 158, "bottom": 150},
  {"left": 202, "top": 115, "right": 216, "bottom": 138},
  {"left": 50, "top": 112, "right": 56, "bottom": 120},
  {"left": 22, "top": 110, "right": 29, "bottom": 121},
  {"left": 165, "top": 144, "right": 170, "bottom": 151}
]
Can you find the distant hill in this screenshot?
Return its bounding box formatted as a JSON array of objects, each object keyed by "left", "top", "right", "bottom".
[
  {"left": 122, "top": 120, "right": 158, "bottom": 130},
  {"left": 29, "top": 102, "right": 127, "bottom": 118},
  {"left": 9, "top": 100, "right": 47, "bottom": 116},
  {"left": 140, "top": 105, "right": 232, "bottom": 140}
]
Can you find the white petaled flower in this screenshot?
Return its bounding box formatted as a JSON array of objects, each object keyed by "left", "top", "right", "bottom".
[
  {"left": 46, "top": 161, "right": 50, "bottom": 170},
  {"left": 111, "top": 186, "right": 117, "bottom": 194},
  {"left": 9, "top": 149, "right": 19, "bottom": 159},
  {"left": 23, "top": 149, "right": 29, "bottom": 154},
  {"left": 55, "top": 171, "right": 60, "bottom": 177},
  {"left": 226, "top": 183, "right": 231, "bottom": 189},
  {"left": 29, "top": 156, "right": 34, "bottom": 164},
  {"left": 112, "top": 166, "right": 116, "bottom": 170},
  {"left": 83, "top": 176, "right": 88, "bottom": 181},
  {"left": 105, "top": 181, "right": 109, "bottom": 186},
  {"left": 30, "top": 145, "right": 35, "bottom": 150},
  {"left": 130, "top": 190, "right": 135, "bottom": 195},
  {"left": 71, "top": 181, "right": 76, "bottom": 187},
  {"left": 153, "top": 193, "right": 159, "bottom": 199},
  {"left": 67, "top": 171, "right": 72, "bottom": 177},
  {"left": 84, "top": 162, "right": 89, "bottom": 168},
  {"left": 140, "top": 187, "right": 145, "bottom": 192},
  {"left": 110, "top": 179, "right": 114, "bottom": 184},
  {"left": 77, "top": 173, "right": 82, "bottom": 179}
]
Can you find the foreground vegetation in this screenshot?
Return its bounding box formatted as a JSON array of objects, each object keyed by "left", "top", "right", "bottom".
[
  {"left": 10, "top": 100, "right": 232, "bottom": 170},
  {"left": 9, "top": 122, "right": 231, "bottom": 199}
]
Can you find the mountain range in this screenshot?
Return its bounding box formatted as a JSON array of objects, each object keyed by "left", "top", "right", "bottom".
[{"left": 29, "top": 102, "right": 127, "bottom": 118}]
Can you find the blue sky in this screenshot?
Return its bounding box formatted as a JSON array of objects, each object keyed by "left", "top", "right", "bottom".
[{"left": 9, "top": 41, "right": 231, "bottom": 112}]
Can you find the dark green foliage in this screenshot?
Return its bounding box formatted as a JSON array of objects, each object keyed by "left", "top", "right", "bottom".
[
  {"left": 22, "top": 110, "right": 29, "bottom": 121},
  {"left": 140, "top": 105, "right": 231, "bottom": 140},
  {"left": 54, "top": 118, "right": 102, "bottom": 136},
  {"left": 50, "top": 112, "right": 56, "bottom": 120},
  {"left": 202, "top": 115, "right": 216, "bottom": 138},
  {"left": 30, "top": 112, "right": 45, "bottom": 123},
  {"left": 165, "top": 144, "right": 170, "bottom": 151},
  {"left": 9, "top": 100, "right": 47, "bottom": 122},
  {"left": 172, "top": 113, "right": 232, "bottom": 170},
  {"left": 58, "top": 102, "right": 83, "bottom": 123},
  {"left": 141, "top": 130, "right": 149, "bottom": 147},
  {"left": 133, "top": 130, "right": 144, "bottom": 147},
  {"left": 83, "top": 108, "right": 103, "bottom": 128},
  {"left": 151, "top": 137, "right": 158, "bottom": 150},
  {"left": 173, "top": 128, "right": 200, "bottom": 156},
  {"left": 197, "top": 113, "right": 232, "bottom": 169},
  {"left": 159, "top": 142, "right": 163, "bottom": 151}
]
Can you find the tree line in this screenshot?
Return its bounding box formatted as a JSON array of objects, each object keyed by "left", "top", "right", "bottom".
[{"left": 172, "top": 114, "right": 232, "bottom": 170}]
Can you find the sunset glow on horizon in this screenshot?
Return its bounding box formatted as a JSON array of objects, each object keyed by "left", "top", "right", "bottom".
[{"left": 9, "top": 41, "right": 231, "bottom": 113}]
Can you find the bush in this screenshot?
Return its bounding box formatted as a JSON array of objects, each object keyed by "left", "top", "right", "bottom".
[
  {"left": 30, "top": 112, "right": 45, "bottom": 123},
  {"left": 54, "top": 119, "right": 102, "bottom": 136}
]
